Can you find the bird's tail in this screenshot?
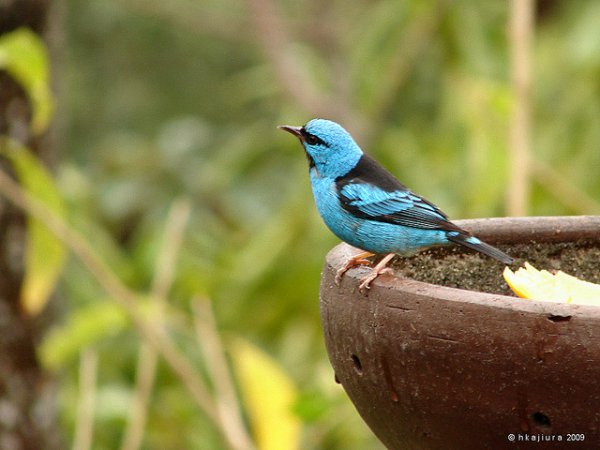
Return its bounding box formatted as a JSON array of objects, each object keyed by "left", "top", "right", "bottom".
[{"left": 447, "top": 232, "right": 513, "bottom": 264}]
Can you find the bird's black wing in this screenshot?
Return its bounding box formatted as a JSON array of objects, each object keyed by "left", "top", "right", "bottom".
[{"left": 335, "top": 154, "right": 464, "bottom": 232}]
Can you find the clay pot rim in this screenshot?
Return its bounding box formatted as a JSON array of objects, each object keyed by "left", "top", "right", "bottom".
[{"left": 328, "top": 215, "right": 600, "bottom": 319}]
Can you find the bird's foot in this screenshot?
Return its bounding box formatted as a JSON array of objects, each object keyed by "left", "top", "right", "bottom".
[
  {"left": 358, "top": 253, "right": 396, "bottom": 295},
  {"left": 335, "top": 251, "right": 375, "bottom": 286}
]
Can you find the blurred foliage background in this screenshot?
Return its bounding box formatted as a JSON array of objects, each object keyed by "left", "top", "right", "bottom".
[{"left": 2, "top": 0, "right": 600, "bottom": 449}]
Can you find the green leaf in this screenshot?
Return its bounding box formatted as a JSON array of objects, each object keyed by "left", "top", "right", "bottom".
[
  {"left": 230, "top": 338, "right": 301, "bottom": 450},
  {"left": 0, "top": 138, "right": 67, "bottom": 315},
  {"left": 40, "top": 301, "right": 129, "bottom": 370},
  {"left": 0, "top": 27, "right": 53, "bottom": 134},
  {"left": 291, "top": 389, "right": 331, "bottom": 424}
]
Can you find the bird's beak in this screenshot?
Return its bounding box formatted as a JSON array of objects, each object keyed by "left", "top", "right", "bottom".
[{"left": 278, "top": 125, "right": 304, "bottom": 140}]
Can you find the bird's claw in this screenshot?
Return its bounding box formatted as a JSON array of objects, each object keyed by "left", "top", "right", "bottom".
[
  {"left": 358, "top": 268, "right": 394, "bottom": 294},
  {"left": 335, "top": 252, "right": 397, "bottom": 294},
  {"left": 357, "top": 253, "right": 396, "bottom": 295},
  {"left": 334, "top": 251, "right": 375, "bottom": 286}
]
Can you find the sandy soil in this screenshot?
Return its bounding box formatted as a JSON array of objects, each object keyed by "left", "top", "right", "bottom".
[{"left": 389, "top": 240, "right": 600, "bottom": 296}]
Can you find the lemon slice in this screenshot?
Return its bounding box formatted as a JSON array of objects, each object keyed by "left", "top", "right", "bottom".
[{"left": 503, "top": 263, "right": 600, "bottom": 305}]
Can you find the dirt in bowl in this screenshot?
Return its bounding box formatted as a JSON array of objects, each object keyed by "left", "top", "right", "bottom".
[{"left": 389, "top": 240, "right": 600, "bottom": 297}]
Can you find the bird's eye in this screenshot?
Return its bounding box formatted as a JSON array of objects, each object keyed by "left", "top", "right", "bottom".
[{"left": 305, "top": 133, "right": 320, "bottom": 146}]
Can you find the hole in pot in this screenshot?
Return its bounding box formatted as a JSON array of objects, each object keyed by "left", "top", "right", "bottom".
[
  {"left": 547, "top": 314, "right": 572, "bottom": 323},
  {"left": 532, "top": 411, "right": 551, "bottom": 429},
  {"left": 351, "top": 354, "right": 363, "bottom": 375}
]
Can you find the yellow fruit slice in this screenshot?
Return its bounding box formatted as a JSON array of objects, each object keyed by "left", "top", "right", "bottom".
[{"left": 503, "top": 263, "right": 600, "bottom": 305}]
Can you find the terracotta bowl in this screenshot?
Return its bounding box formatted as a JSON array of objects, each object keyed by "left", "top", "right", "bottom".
[{"left": 320, "top": 216, "right": 600, "bottom": 450}]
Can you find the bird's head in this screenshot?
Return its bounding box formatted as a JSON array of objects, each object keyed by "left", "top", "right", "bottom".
[{"left": 279, "top": 119, "right": 363, "bottom": 178}]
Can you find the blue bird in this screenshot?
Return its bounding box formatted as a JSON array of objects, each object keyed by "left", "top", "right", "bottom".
[{"left": 279, "top": 118, "right": 513, "bottom": 292}]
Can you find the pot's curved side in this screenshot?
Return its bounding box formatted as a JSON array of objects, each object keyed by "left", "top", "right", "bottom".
[{"left": 320, "top": 216, "right": 600, "bottom": 450}]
